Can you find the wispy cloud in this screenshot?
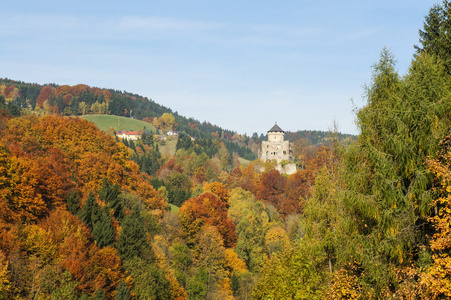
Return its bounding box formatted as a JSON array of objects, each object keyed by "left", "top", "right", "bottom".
[
  {"left": 248, "top": 24, "right": 323, "bottom": 37},
  {"left": 118, "top": 16, "right": 222, "bottom": 31}
]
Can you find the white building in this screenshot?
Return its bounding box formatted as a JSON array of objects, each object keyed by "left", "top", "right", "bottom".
[
  {"left": 259, "top": 124, "right": 297, "bottom": 175},
  {"left": 116, "top": 130, "right": 141, "bottom": 141}
]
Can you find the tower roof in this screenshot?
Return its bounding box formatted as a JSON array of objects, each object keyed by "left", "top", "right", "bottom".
[{"left": 268, "top": 123, "right": 284, "bottom": 133}]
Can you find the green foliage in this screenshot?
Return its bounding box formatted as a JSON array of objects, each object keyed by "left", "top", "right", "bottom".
[
  {"left": 92, "top": 208, "right": 115, "bottom": 248},
  {"left": 339, "top": 49, "right": 451, "bottom": 294},
  {"left": 416, "top": 1, "right": 451, "bottom": 72},
  {"left": 66, "top": 189, "right": 81, "bottom": 215},
  {"left": 252, "top": 243, "right": 327, "bottom": 300},
  {"left": 79, "top": 191, "right": 98, "bottom": 231},
  {"left": 79, "top": 293, "right": 90, "bottom": 300},
  {"left": 48, "top": 270, "right": 78, "bottom": 300},
  {"left": 92, "top": 289, "right": 107, "bottom": 300},
  {"left": 79, "top": 190, "right": 115, "bottom": 248},
  {"left": 170, "top": 243, "right": 192, "bottom": 289},
  {"left": 187, "top": 267, "right": 208, "bottom": 300},
  {"left": 98, "top": 177, "right": 124, "bottom": 221},
  {"left": 116, "top": 206, "right": 148, "bottom": 261},
  {"left": 133, "top": 149, "right": 161, "bottom": 176},
  {"left": 114, "top": 281, "right": 131, "bottom": 300},
  {"left": 229, "top": 188, "right": 282, "bottom": 273},
  {"left": 123, "top": 257, "right": 170, "bottom": 300}
]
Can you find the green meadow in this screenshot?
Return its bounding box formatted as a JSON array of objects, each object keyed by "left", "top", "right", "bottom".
[{"left": 81, "top": 114, "right": 155, "bottom": 132}]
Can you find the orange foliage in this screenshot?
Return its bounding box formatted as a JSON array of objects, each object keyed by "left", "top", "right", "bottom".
[
  {"left": 70, "top": 84, "right": 90, "bottom": 96},
  {"left": 91, "top": 87, "right": 103, "bottom": 98},
  {"left": 179, "top": 192, "right": 236, "bottom": 247},
  {"left": 4, "top": 86, "right": 15, "bottom": 98},
  {"left": 204, "top": 182, "right": 230, "bottom": 206},
  {"left": 142, "top": 117, "right": 154, "bottom": 124},
  {"left": 55, "top": 85, "right": 72, "bottom": 96},
  {"left": 103, "top": 89, "right": 111, "bottom": 102},
  {"left": 40, "top": 210, "right": 125, "bottom": 296},
  {"left": 0, "top": 115, "right": 168, "bottom": 221}
]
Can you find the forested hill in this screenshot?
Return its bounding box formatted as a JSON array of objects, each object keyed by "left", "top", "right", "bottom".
[
  {"left": 5, "top": 1, "right": 451, "bottom": 299},
  {"left": 0, "top": 79, "right": 257, "bottom": 159},
  {"left": 0, "top": 78, "right": 354, "bottom": 161}
]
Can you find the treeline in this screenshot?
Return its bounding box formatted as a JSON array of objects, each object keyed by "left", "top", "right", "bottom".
[
  {"left": 0, "top": 79, "right": 258, "bottom": 160},
  {"left": 285, "top": 130, "right": 354, "bottom": 145},
  {"left": 0, "top": 78, "right": 355, "bottom": 163}
]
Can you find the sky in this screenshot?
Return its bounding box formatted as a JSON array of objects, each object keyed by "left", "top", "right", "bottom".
[{"left": 1, "top": 0, "right": 440, "bottom": 136}]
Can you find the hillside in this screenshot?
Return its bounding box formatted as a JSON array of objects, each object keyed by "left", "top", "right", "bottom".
[
  {"left": 81, "top": 114, "right": 156, "bottom": 133},
  {"left": 0, "top": 78, "right": 356, "bottom": 162}
]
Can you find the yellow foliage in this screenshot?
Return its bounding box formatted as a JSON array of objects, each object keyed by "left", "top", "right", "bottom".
[
  {"left": 0, "top": 251, "right": 9, "bottom": 296},
  {"left": 420, "top": 145, "right": 451, "bottom": 298},
  {"left": 325, "top": 268, "right": 361, "bottom": 299},
  {"left": 224, "top": 248, "right": 247, "bottom": 276},
  {"left": 22, "top": 225, "right": 57, "bottom": 262},
  {"left": 265, "top": 226, "right": 290, "bottom": 256}
]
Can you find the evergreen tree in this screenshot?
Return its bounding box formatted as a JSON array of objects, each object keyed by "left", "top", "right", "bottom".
[
  {"left": 92, "top": 208, "right": 115, "bottom": 248},
  {"left": 416, "top": 1, "right": 451, "bottom": 72},
  {"left": 114, "top": 281, "right": 131, "bottom": 300},
  {"left": 123, "top": 257, "right": 170, "bottom": 299},
  {"left": 92, "top": 289, "right": 107, "bottom": 300},
  {"left": 337, "top": 49, "right": 451, "bottom": 295},
  {"left": 98, "top": 177, "right": 124, "bottom": 221},
  {"left": 66, "top": 189, "right": 81, "bottom": 215},
  {"left": 128, "top": 139, "right": 136, "bottom": 151},
  {"left": 79, "top": 293, "right": 89, "bottom": 300},
  {"left": 116, "top": 206, "right": 148, "bottom": 261},
  {"left": 79, "top": 191, "right": 98, "bottom": 231}
]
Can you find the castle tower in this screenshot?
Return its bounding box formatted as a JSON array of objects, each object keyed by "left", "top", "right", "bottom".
[{"left": 260, "top": 123, "right": 293, "bottom": 164}]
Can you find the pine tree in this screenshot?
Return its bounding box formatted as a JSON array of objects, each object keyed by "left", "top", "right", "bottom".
[
  {"left": 92, "top": 208, "right": 115, "bottom": 248},
  {"left": 416, "top": 1, "right": 451, "bottom": 72},
  {"left": 79, "top": 191, "right": 98, "bottom": 231},
  {"left": 114, "top": 281, "right": 131, "bottom": 300},
  {"left": 92, "top": 289, "right": 107, "bottom": 300},
  {"left": 66, "top": 189, "right": 81, "bottom": 215},
  {"left": 338, "top": 49, "right": 451, "bottom": 295},
  {"left": 116, "top": 206, "right": 148, "bottom": 261},
  {"left": 98, "top": 177, "right": 124, "bottom": 221},
  {"left": 79, "top": 293, "right": 89, "bottom": 300}
]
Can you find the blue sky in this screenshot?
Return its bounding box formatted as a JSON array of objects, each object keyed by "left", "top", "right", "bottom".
[{"left": 1, "top": 1, "right": 439, "bottom": 135}]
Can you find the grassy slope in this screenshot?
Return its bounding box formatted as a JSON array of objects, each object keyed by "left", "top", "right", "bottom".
[
  {"left": 159, "top": 139, "right": 178, "bottom": 157},
  {"left": 238, "top": 157, "right": 250, "bottom": 166},
  {"left": 81, "top": 114, "right": 155, "bottom": 132}
]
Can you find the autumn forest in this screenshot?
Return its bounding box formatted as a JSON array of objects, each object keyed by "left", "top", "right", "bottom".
[{"left": 2, "top": 2, "right": 451, "bottom": 299}]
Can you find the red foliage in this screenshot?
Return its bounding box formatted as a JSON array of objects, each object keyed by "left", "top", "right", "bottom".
[
  {"left": 142, "top": 117, "right": 154, "bottom": 124},
  {"left": 36, "top": 86, "right": 53, "bottom": 108},
  {"left": 70, "top": 84, "right": 90, "bottom": 96},
  {"left": 91, "top": 87, "right": 103, "bottom": 98},
  {"left": 256, "top": 169, "right": 303, "bottom": 217},
  {"left": 63, "top": 94, "right": 73, "bottom": 106},
  {"left": 224, "top": 132, "right": 232, "bottom": 141},
  {"left": 55, "top": 85, "right": 72, "bottom": 96},
  {"left": 4, "top": 85, "right": 15, "bottom": 98},
  {"left": 257, "top": 170, "right": 286, "bottom": 202}
]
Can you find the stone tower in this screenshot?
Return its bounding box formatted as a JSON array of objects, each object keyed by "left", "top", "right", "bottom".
[{"left": 259, "top": 124, "right": 296, "bottom": 174}]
